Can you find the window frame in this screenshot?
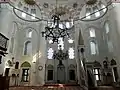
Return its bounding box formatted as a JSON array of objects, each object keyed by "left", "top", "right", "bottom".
[
  {"left": 93, "top": 68, "right": 101, "bottom": 81},
  {"left": 22, "top": 69, "right": 29, "bottom": 82},
  {"left": 24, "top": 41, "right": 32, "bottom": 55},
  {"left": 47, "top": 47, "right": 54, "bottom": 59},
  {"left": 90, "top": 41, "right": 98, "bottom": 55}
]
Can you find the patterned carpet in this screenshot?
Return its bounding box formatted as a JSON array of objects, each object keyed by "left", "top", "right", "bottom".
[{"left": 9, "top": 86, "right": 81, "bottom": 90}]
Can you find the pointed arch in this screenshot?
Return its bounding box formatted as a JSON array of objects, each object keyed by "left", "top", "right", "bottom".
[
  {"left": 90, "top": 41, "right": 98, "bottom": 55},
  {"left": 89, "top": 28, "right": 96, "bottom": 37},
  {"left": 21, "top": 61, "right": 31, "bottom": 67},
  {"left": 26, "top": 29, "right": 32, "bottom": 38}
]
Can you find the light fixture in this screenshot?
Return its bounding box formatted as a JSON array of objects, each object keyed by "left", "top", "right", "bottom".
[
  {"left": 53, "top": 45, "right": 68, "bottom": 69},
  {"left": 41, "top": 15, "right": 73, "bottom": 43},
  {"left": 41, "top": 0, "right": 73, "bottom": 43}
]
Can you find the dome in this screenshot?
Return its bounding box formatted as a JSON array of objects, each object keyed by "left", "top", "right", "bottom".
[
  {"left": 9, "top": 0, "right": 111, "bottom": 22},
  {"left": 9, "top": 0, "right": 43, "bottom": 22},
  {"left": 79, "top": 0, "right": 110, "bottom": 21}
]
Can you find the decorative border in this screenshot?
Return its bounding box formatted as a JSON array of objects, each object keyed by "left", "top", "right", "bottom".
[{"left": 38, "top": 66, "right": 43, "bottom": 71}]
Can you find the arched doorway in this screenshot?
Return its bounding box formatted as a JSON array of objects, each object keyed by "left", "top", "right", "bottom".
[
  {"left": 20, "top": 61, "right": 31, "bottom": 85},
  {"left": 57, "top": 64, "right": 65, "bottom": 83},
  {"left": 47, "top": 64, "right": 54, "bottom": 82},
  {"left": 68, "top": 64, "right": 76, "bottom": 82}
]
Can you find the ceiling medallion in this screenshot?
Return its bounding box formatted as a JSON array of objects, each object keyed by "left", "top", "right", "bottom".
[
  {"left": 86, "top": 0, "right": 97, "bottom": 6},
  {"left": 51, "top": 6, "right": 69, "bottom": 16},
  {"left": 24, "top": 0, "right": 36, "bottom": 6}
]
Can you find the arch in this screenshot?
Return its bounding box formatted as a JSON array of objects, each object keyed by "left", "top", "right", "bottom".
[
  {"left": 90, "top": 41, "right": 98, "bottom": 55},
  {"left": 68, "top": 64, "right": 75, "bottom": 69},
  {"left": 47, "top": 64, "right": 54, "bottom": 81},
  {"left": 26, "top": 29, "right": 33, "bottom": 38},
  {"left": 89, "top": 28, "right": 96, "bottom": 37},
  {"left": 85, "top": 26, "right": 100, "bottom": 32},
  {"left": 47, "top": 47, "right": 54, "bottom": 59},
  {"left": 9, "top": 37, "right": 14, "bottom": 53},
  {"left": 24, "top": 41, "right": 32, "bottom": 55},
  {"left": 47, "top": 64, "right": 54, "bottom": 69},
  {"left": 21, "top": 61, "right": 31, "bottom": 67},
  {"left": 22, "top": 27, "right": 38, "bottom": 36},
  {"left": 104, "top": 21, "right": 110, "bottom": 34},
  {"left": 68, "top": 47, "right": 75, "bottom": 59},
  {"left": 111, "top": 59, "right": 117, "bottom": 66},
  {"left": 68, "top": 64, "right": 76, "bottom": 81}
]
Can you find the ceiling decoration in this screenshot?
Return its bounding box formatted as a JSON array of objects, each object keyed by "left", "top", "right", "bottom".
[
  {"left": 41, "top": 11, "right": 73, "bottom": 43},
  {"left": 53, "top": 45, "right": 69, "bottom": 69},
  {"left": 86, "top": 0, "right": 97, "bottom": 6},
  {"left": 79, "top": 0, "right": 112, "bottom": 21},
  {"left": 24, "top": 0, "right": 36, "bottom": 6},
  {"left": 9, "top": 0, "right": 112, "bottom": 22}
]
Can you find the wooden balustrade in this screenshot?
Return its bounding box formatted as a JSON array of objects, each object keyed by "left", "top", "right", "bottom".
[{"left": 0, "top": 76, "right": 10, "bottom": 90}]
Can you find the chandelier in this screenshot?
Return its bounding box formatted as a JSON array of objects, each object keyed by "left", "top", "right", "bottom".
[
  {"left": 53, "top": 45, "right": 68, "bottom": 68},
  {"left": 41, "top": 15, "right": 73, "bottom": 43},
  {"left": 41, "top": 0, "right": 73, "bottom": 43}
]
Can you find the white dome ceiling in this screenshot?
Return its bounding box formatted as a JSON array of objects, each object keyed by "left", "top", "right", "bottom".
[{"left": 9, "top": 0, "right": 112, "bottom": 22}]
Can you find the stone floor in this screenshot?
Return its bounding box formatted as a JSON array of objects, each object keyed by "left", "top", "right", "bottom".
[{"left": 9, "top": 86, "right": 81, "bottom": 90}]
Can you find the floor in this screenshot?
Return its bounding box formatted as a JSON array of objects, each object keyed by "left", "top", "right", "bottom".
[{"left": 9, "top": 86, "right": 81, "bottom": 90}]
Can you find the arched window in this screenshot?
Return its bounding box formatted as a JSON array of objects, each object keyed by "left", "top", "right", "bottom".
[
  {"left": 58, "top": 38, "right": 64, "bottom": 50},
  {"left": 105, "top": 22, "right": 110, "bottom": 34},
  {"left": 90, "top": 41, "right": 98, "bottom": 55},
  {"left": 26, "top": 30, "right": 32, "bottom": 38},
  {"left": 47, "top": 65, "right": 54, "bottom": 81},
  {"left": 68, "top": 64, "right": 75, "bottom": 80},
  {"left": 9, "top": 37, "right": 14, "bottom": 53},
  {"left": 21, "top": 62, "right": 31, "bottom": 82},
  {"left": 104, "top": 22, "right": 113, "bottom": 52},
  {"left": 86, "top": 8, "right": 91, "bottom": 19},
  {"left": 22, "top": 12, "right": 26, "bottom": 18},
  {"left": 24, "top": 41, "right": 32, "bottom": 55},
  {"left": 93, "top": 6, "right": 100, "bottom": 17},
  {"left": 93, "top": 68, "right": 101, "bottom": 80},
  {"left": 68, "top": 38, "right": 74, "bottom": 43},
  {"left": 47, "top": 48, "right": 54, "bottom": 59},
  {"left": 108, "top": 41, "right": 113, "bottom": 52},
  {"left": 68, "top": 47, "right": 75, "bottom": 59},
  {"left": 89, "top": 28, "right": 96, "bottom": 37}
]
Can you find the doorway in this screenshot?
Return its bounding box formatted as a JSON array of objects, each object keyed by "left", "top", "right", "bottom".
[
  {"left": 47, "top": 70, "right": 53, "bottom": 81},
  {"left": 57, "top": 65, "right": 65, "bottom": 83},
  {"left": 69, "top": 70, "right": 75, "bottom": 80}
]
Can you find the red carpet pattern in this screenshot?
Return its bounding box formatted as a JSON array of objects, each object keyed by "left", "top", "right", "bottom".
[{"left": 9, "top": 86, "right": 81, "bottom": 90}]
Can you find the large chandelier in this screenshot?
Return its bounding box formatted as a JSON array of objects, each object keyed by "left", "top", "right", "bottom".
[
  {"left": 41, "top": 0, "right": 73, "bottom": 43},
  {"left": 41, "top": 15, "right": 73, "bottom": 43}
]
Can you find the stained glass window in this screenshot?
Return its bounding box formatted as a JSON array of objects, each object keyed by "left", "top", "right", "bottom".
[
  {"left": 48, "top": 48, "right": 54, "bottom": 59},
  {"left": 69, "top": 47, "right": 75, "bottom": 59},
  {"left": 58, "top": 38, "right": 64, "bottom": 50}
]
